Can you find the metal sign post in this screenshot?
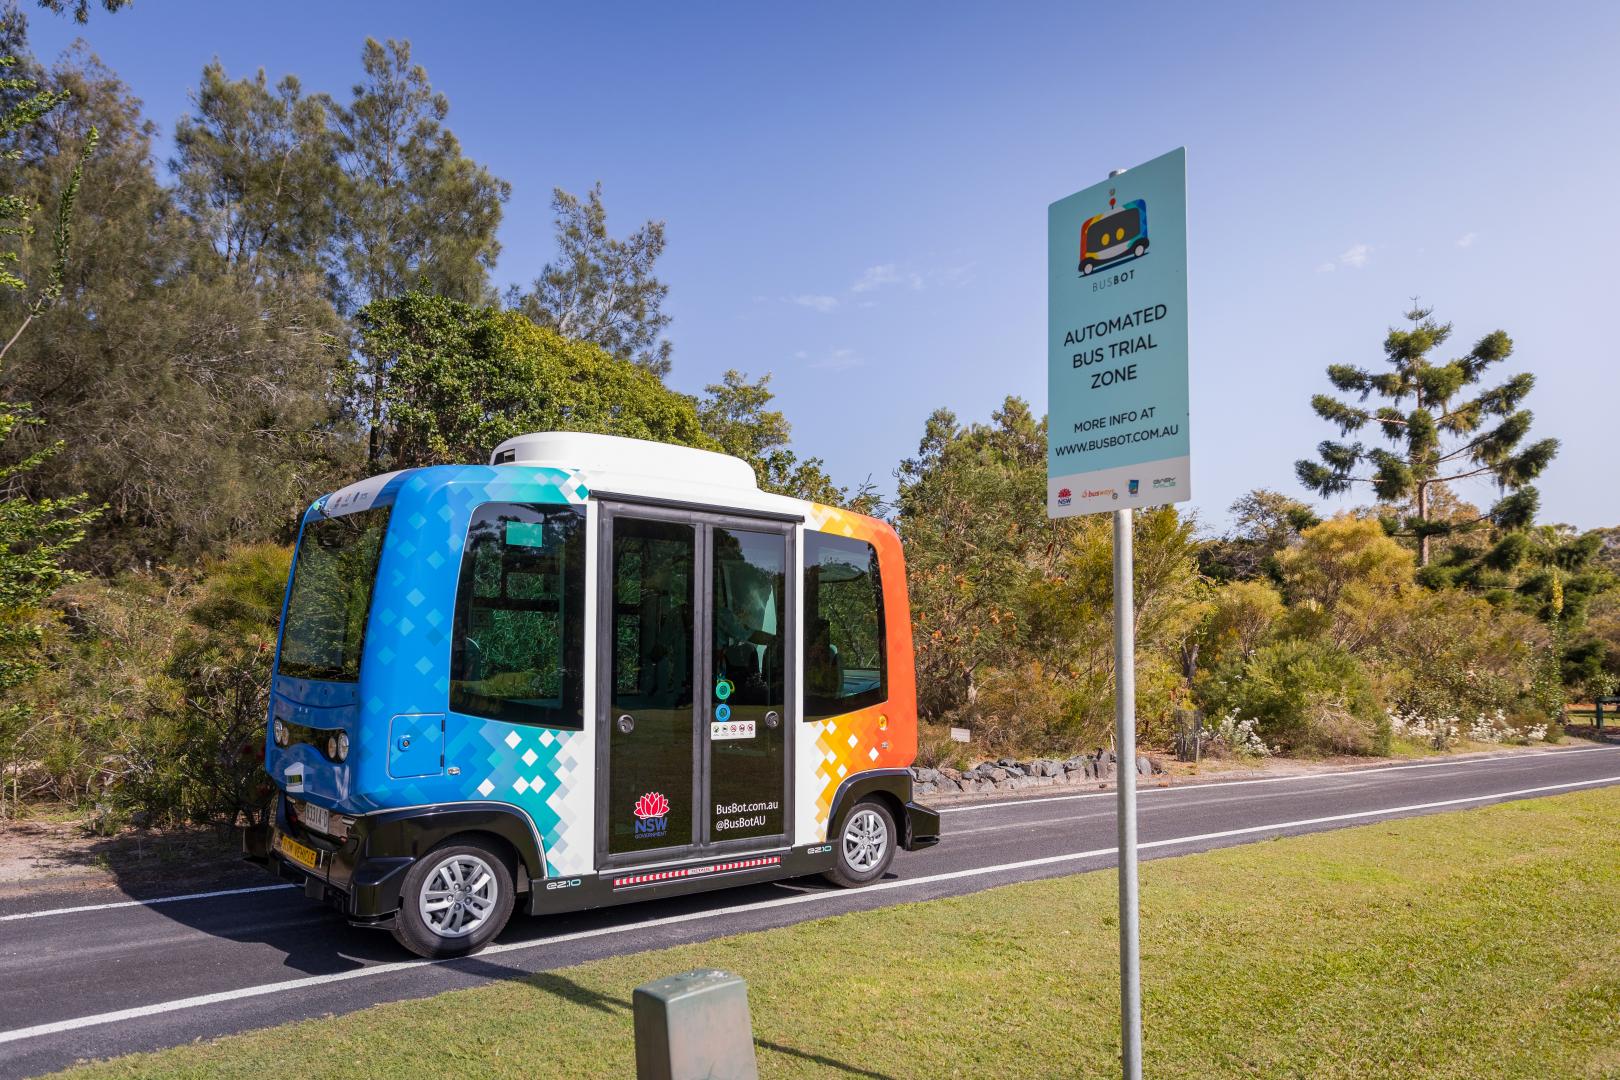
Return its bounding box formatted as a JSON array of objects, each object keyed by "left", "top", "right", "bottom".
[
  {"left": 1112, "top": 505, "right": 1141, "bottom": 1080},
  {"left": 1047, "top": 149, "right": 1189, "bottom": 1080}
]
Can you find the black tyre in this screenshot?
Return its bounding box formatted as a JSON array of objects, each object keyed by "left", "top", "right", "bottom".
[
  {"left": 390, "top": 840, "right": 515, "bottom": 958},
  {"left": 823, "top": 799, "right": 897, "bottom": 888}
]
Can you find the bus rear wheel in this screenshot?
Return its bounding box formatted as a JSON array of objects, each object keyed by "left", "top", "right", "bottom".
[
  {"left": 825, "top": 799, "right": 896, "bottom": 888},
  {"left": 391, "top": 840, "right": 515, "bottom": 958}
]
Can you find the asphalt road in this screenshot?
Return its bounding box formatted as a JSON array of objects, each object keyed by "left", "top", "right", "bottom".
[{"left": 3, "top": 745, "right": 1618, "bottom": 1078}]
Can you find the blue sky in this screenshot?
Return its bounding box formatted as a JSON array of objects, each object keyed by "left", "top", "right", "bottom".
[{"left": 27, "top": 0, "right": 1620, "bottom": 532}]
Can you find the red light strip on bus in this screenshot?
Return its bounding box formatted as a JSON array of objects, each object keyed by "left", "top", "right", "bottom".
[{"left": 613, "top": 855, "right": 782, "bottom": 890}]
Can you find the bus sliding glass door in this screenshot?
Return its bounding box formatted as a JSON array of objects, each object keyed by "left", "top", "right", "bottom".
[{"left": 597, "top": 506, "right": 792, "bottom": 868}]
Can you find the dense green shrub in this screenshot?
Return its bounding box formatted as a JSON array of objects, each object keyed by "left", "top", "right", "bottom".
[
  {"left": 145, "top": 544, "right": 287, "bottom": 830},
  {"left": 1199, "top": 637, "right": 1387, "bottom": 756},
  {"left": 26, "top": 545, "right": 286, "bottom": 830}
]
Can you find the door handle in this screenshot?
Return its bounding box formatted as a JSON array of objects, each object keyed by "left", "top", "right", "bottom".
[
  {"left": 617, "top": 714, "right": 636, "bottom": 734},
  {"left": 764, "top": 711, "right": 780, "bottom": 729}
]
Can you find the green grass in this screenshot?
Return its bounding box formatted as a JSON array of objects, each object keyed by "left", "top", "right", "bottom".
[{"left": 56, "top": 788, "right": 1620, "bottom": 1079}]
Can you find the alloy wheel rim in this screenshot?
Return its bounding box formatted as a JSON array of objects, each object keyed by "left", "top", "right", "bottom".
[
  {"left": 843, "top": 808, "right": 888, "bottom": 873},
  {"left": 419, "top": 854, "right": 498, "bottom": 938}
]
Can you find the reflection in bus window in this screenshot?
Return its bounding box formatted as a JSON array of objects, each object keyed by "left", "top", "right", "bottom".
[
  {"left": 278, "top": 506, "right": 392, "bottom": 682},
  {"left": 608, "top": 517, "right": 696, "bottom": 854},
  {"left": 450, "top": 503, "right": 586, "bottom": 728},
  {"left": 710, "top": 527, "right": 787, "bottom": 841},
  {"left": 803, "top": 533, "right": 886, "bottom": 720}
]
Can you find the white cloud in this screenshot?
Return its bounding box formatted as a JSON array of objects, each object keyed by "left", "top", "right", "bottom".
[
  {"left": 1456, "top": 232, "right": 1478, "bottom": 248},
  {"left": 929, "top": 262, "right": 976, "bottom": 287},
  {"left": 1338, "top": 243, "right": 1371, "bottom": 269},
  {"left": 851, "top": 263, "right": 923, "bottom": 294},
  {"left": 806, "top": 347, "right": 862, "bottom": 371},
  {"left": 789, "top": 294, "right": 840, "bottom": 313},
  {"left": 1318, "top": 243, "right": 1370, "bottom": 272}
]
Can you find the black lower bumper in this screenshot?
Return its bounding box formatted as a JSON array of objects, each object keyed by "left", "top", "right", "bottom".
[
  {"left": 902, "top": 800, "right": 942, "bottom": 850},
  {"left": 243, "top": 799, "right": 410, "bottom": 926}
]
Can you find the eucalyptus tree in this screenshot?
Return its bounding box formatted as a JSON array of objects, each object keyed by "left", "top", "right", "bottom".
[
  {"left": 697, "top": 369, "right": 845, "bottom": 503},
  {"left": 170, "top": 61, "right": 339, "bottom": 282},
  {"left": 332, "top": 38, "right": 508, "bottom": 465},
  {"left": 512, "top": 182, "right": 674, "bottom": 378}
]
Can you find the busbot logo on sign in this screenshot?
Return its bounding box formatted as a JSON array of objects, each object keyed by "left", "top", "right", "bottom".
[
  {"left": 1079, "top": 193, "right": 1148, "bottom": 276},
  {"left": 633, "top": 791, "right": 670, "bottom": 840}
]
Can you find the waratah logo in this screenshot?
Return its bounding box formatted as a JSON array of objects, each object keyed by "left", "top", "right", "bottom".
[
  {"left": 633, "top": 791, "right": 670, "bottom": 840},
  {"left": 634, "top": 792, "right": 669, "bottom": 819}
]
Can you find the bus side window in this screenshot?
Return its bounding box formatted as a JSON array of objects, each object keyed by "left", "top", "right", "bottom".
[
  {"left": 802, "top": 533, "right": 886, "bottom": 721},
  {"left": 450, "top": 502, "right": 586, "bottom": 729}
]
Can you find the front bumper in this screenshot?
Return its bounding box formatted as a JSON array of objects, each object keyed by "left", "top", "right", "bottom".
[{"left": 244, "top": 796, "right": 411, "bottom": 926}]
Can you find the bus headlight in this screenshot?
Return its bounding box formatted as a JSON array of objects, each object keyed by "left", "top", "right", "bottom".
[
  {"left": 328, "top": 731, "right": 350, "bottom": 763},
  {"left": 273, "top": 719, "right": 289, "bottom": 747}
]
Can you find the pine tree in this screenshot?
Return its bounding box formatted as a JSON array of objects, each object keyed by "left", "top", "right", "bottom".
[{"left": 1296, "top": 304, "right": 1557, "bottom": 566}]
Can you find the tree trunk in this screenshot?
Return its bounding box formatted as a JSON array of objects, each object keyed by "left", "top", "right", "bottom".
[{"left": 1416, "top": 480, "right": 1431, "bottom": 568}]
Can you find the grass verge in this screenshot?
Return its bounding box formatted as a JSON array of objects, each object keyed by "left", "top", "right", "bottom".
[{"left": 56, "top": 787, "right": 1620, "bottom": 1079}]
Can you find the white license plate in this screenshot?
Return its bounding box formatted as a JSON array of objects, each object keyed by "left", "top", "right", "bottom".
[{"left": 298, "top": 801, "right": 331, "bottom": 834}]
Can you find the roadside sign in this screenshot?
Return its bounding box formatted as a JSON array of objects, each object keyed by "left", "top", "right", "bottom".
[{"left": 1047, "top": 147, "right": 1189, "bottom": 518}]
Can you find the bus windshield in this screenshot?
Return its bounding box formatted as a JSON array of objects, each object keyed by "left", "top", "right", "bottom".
[{"left": 277, "top": 506, "right": 392, "bottom": 682}]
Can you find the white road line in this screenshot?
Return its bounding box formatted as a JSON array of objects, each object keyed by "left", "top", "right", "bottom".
[
  {"left": 0, "top": 883, "right": 298, "bottom": 923},
  {"left": 4, "top": 747, "right": 1610, "bottom": 925},
  {"left": 937, "top": 745, "right": 1619, "bottom": 814},
  {"left": 3, "top": 771, "right": 1616, "bottom": 1048}
]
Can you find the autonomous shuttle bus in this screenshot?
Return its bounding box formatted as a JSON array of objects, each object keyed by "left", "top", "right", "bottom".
[{"left": 249, "top": 432, "right": 939, "bottom": 957}]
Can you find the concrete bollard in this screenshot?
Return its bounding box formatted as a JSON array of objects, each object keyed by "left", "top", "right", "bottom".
[{"left": 633, "top": 969, "right": 759, "bottom": 1080}]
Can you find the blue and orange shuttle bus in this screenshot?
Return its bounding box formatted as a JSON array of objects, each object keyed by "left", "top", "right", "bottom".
[{"left": 249, "top": 432, "right": 939, "bottom": 957}]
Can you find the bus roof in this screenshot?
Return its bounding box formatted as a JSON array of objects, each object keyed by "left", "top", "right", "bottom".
[{"left": 489, "top": 430, "right": 809, "bottom": 519}]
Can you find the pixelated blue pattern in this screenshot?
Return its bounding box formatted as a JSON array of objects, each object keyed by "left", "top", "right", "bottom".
[{"left": 274, "top": 464, "right": 593, "bottom": 877}]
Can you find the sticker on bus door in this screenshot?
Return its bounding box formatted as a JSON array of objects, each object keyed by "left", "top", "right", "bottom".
[{"left": 633, "top": 792, "right": 670, "bottom": 840}]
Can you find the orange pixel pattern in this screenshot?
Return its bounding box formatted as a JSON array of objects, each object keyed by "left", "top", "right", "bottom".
[{"left": 804, "top": 504, "right": 918, "bottom": 838}]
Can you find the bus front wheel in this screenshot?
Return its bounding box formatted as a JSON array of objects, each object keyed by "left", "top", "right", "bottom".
[
  {"left": 825, "top": 799, "right": 897, "bottom": 888},
  {"left": 391, "top": 840, "right": 515, "bottom": 958}
]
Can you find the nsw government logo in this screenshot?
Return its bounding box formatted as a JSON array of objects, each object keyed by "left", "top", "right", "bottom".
[
  {"left": 633, "top": 791, "right": 670, "bottom": 840},
  {"left": 1057, "top": 487, "right": 1072, "bottom": 507}
]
